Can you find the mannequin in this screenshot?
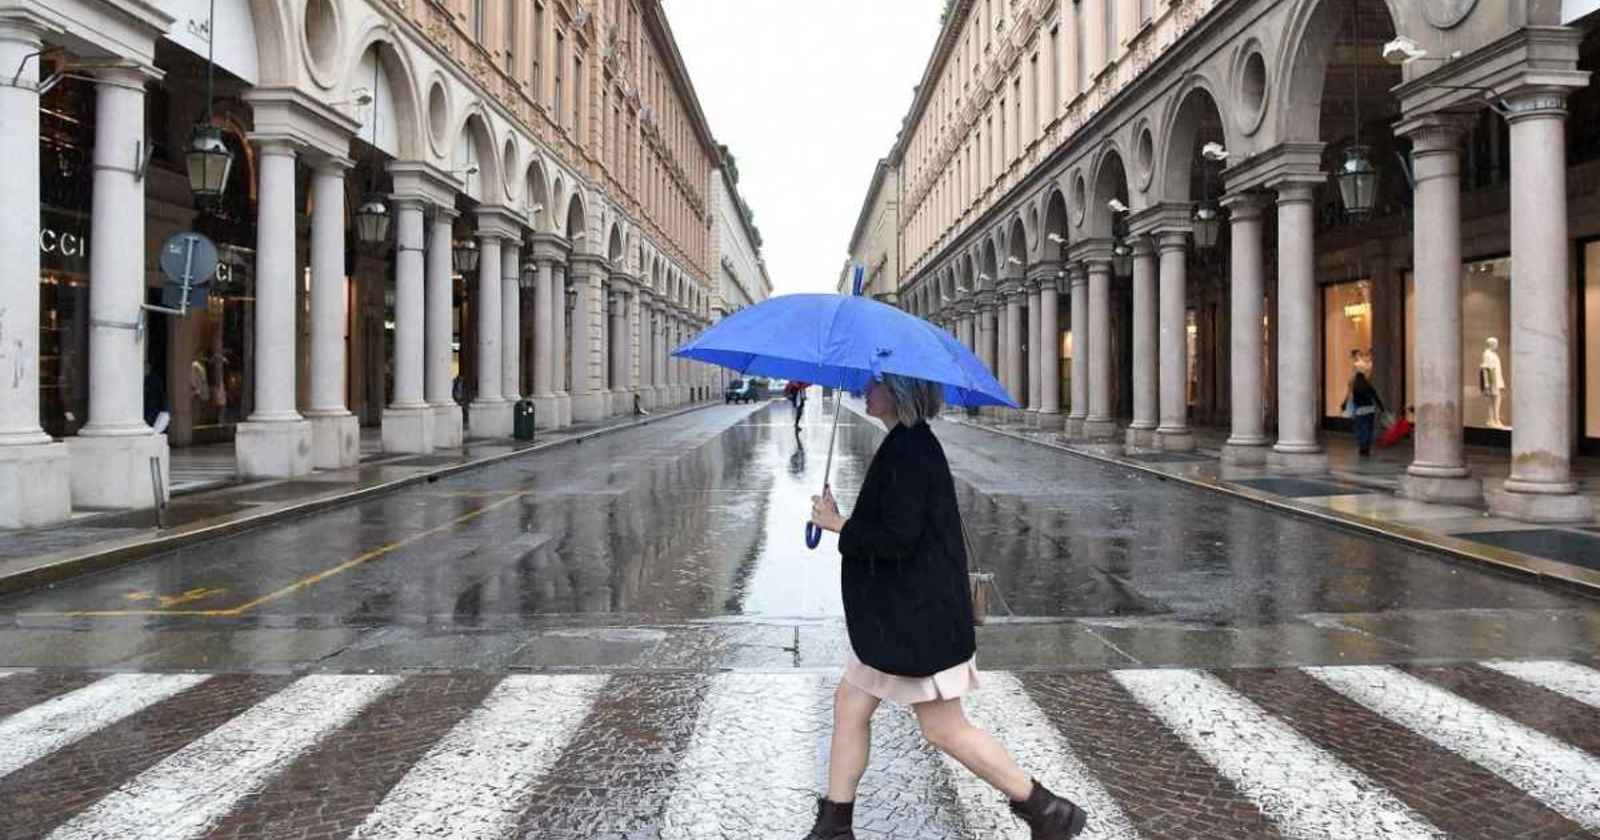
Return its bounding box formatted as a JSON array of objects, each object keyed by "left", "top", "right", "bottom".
[{"left": 1479, "top": 336, "right": 1507, "bottom": 428}]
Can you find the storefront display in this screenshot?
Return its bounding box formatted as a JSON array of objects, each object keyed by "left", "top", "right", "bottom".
[
  {"left": 1402, "top": 256, "right": 1514, "bottom": 434},
  {"left": 1323, "top": 280, "right": 1374, "bottom": 419},
  {"left": 1585, "top": 240, "right": 1600, "bottom": 443},
  {"left": 37, "top": 74, "right": 95, "bottom": 439}
]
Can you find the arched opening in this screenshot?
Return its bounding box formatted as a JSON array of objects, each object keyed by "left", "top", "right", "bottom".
[
  {"left": 451, "top": 112, "right": 499, "bottom": 203},
  {"left": 565, "top": 193, "right": 586, "bottom": 242},
  {"left": 980, "top": 240, "right": 999, "bottom": 288},
  {"left": 1087, "top": 147, "right": 1130, "bottom": 241},
  {"left": 1043, "top": 189, "right": 1069, "bottom": 264},
  {"left": 1006, "top": 217, "right": 1027, "bottom": 275},
  {"left": 525, "top": 161, "right": 549, "bottom": 231},
  {"left": 607, "top": 223, "right": 624, "bottom": 265}
]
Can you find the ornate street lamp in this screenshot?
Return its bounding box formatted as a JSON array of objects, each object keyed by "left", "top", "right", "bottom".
[
  {"left": 519, "top": 258, "right": 537, "bottom": 290},
  {"left": 354, "top": 195, "right": 391, "bottom": 247},
  {"left": 1191, "top": 202, "right": 1221, "bottom": 250},
  {"left": 187, "top": 0, "right": 233, "bottom": 203},
  {"left": 452, "top": 238, "right": 479, "bottom": 274},
  {"left": 1336, "top": 146, "right": 1379, "bottom": 221},
  {"left": 1112, "top": 238, "right": 1134, "bottom": 277}
]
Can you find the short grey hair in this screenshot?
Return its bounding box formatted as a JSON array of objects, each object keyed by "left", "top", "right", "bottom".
[{"left": 880, "top": 372, "right": 944, "bottom": 427}]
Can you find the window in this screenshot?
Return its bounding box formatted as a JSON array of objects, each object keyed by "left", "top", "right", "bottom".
[
  {"left": 554, "top": 33, "right": 565, "bottom": 124},
  {"left": 613, "top": 102, "right": 622, "bottom": 172},
  {"left": 532, "top": 3, "right": 544, "bottom": 98},
  {"left": 573, "top": 56, "right": 584, "bottom": 135},
  {"left": 472, "top": 0, "right": 485, "bottom": 43},
  {"left": 1013, "top": 78, "right": 1022, "bottom": 156},
  {"left": 998, "top": 98, "right": 1006, "bottom": 166},
  {"left": 1104, "top": 0, "right": 1116, "bottom": 64},
  {"left": 1075, "top": 1, "right": 1087, "bottom": 91},
  {"left": 504, "top": 0, "right": 517, "bottom": 74},
  {"left": 1140, "top": 0, "right": 1154, "bottom": 24},
  {"left": 1030, "top": 53, "right": 1040, "bottom": 138}
]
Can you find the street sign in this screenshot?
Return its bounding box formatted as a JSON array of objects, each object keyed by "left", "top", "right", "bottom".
[
  {"left": 850, "top": 263, "right": 866, "bottom": 297},
  {"left": 155, "top": 232, "right": 219, "bottom": 313}
]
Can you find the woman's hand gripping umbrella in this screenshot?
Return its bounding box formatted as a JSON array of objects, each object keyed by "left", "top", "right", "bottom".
[{"left": 670, "top": 292, "right": 1017, "bottom": 548}]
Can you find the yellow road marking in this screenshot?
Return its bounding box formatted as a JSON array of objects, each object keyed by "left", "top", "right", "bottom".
[
  {"left": 24, "top": 493, "right": 529, "bottom": 619},
  {"left": 124, "top": 587, "right": 229, "bottom": 608}
]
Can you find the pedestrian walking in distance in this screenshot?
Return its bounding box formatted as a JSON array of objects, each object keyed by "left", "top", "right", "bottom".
[
  {"left": 786, "top": 379, "right": 809, "bottom": 429},
  {"left": 1341, "top": 371, "right": 1387, "bottom": 457},
  {"left": 806, "top": 372, "right": 1088, "bottom": 840}
]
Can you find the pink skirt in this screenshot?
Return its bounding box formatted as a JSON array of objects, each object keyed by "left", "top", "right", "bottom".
[{"left": 843, "top": 650, "right": 981, "bottom": 705}]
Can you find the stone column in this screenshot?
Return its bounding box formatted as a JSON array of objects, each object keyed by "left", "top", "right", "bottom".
[
  {"left": 1399, "top": 118, "right": 1480, "bottom": 502},
  {"left": 236, "top": 139, "right": 313, "bottom": 478},
  {"left": 978, "top": 295, "right": 998, "bottom": 381},
  {"left": 1122, "top": 237, "right": 1156, "bottom": 449},
  {"left": 69, "top": 65, "right": 170, "bottom": 507},
  {"left": 1027, "top": 279, "right": 1043, "bottom": 422},
  {"left": 1268, "top": 181, "right": 1326, "bottom": 472},
  {"left": 529, "top": 246, "right": 559, "bottom": 429},
  {"left": 638, "top": 292, "right": 656, "bottom": 409},
  {"left": 655, "top": 303, "right": 670, "bottom": 407},
  {"left": 1039, "top": 276, "right": 1062, "bottom": 430},
  {"left": 1155, "top": 231, "right": 1194, "bottom": 451},
  {"left": 960, "top": 308, "right": 976, "bottom": 352},
  {"left": 0, "top": 17, "right": 70, "bottom": 527},
  {"left": 1004, "top": 285, "right": 1024, "bottom": 415},
  {"left": 569, "top": 257, "right": 607, "bottom": 422},
  {"left": 1084, "top": 259, "right": 1117, "bottom": 438},
  {"left": 1222, "top": 193, "right": 1269, "bottom": 465},
  {"left": 468, "top": 226, "right": 510, "bottom": 438},
  {"left": 426, "top": 209, "right": 463, "bottom": 447},
  {"left": 1067, "top": 264, "right": 1089, "bottom": 436},
  {"left": 501, "top": 240, "right": 523, "bottom": 405},
  {"left": 303, "top": 156, "right": 359, "bottom": 468},
  {"left": 382, "top": 198, "right": 433, "bottom": 453},
  {"left": 1488, "top": 88, "right": 1591, "bottom": 522},
  {"left": 553, "top": 261, "right": 571, "bottom": 426},
  {"left": 609, "top": 279, "right": 632, "bottom": 414}
]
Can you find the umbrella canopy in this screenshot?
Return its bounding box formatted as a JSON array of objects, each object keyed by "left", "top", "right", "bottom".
[{"left": 672, "top": 294, "right": 1017, "bottom": 408}]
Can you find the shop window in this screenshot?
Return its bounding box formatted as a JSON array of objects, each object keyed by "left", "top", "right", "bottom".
[
  {"left": 1060, "top": 328, "right": 1073, "bottom": 407},
  {"left": 1186, "top": 309, "right": 1198, "bottom": 407},
  {"left": 1585, "top": 241, "right": 1600, "bottom": 439},
  {"left": 1324, "top": 280, "right": 1374, "bottom": 418},
  {"left": 1402, "top": 256, "right": 1514, "bottom": 432}
]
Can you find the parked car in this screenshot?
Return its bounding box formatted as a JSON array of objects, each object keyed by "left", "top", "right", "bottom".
[{"left": 725, "top": 378, "right": 757, "bottom": 404}]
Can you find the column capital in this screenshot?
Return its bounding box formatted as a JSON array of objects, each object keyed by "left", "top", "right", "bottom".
[
  {"left": 1395, "top": 112, "right": 1474, "bottom": 147},
  {"left": 389, "top": 160, "right": 458, "bottom": 207},
  {"left": 528, "top": 232, "right": 570, "bottom": 263},
  {"left": 310, "top": 154, "right": 356, "bottom": 175},
  {"left": 1219, "top": 191, "right": 1268, "bottom": 218},
  {"left": 1068, "top": 261, "right": 1089, "bottom": 287},
  {"left": 1273, "top": 180, "right": 1319, "bottom": 205},
  {"left": 244, "top": 86, "right": 360, "bottom": 161},
  {"left": 1129, "top": 235, "right": 1157, "bottom": 258},
  {"left": 1155, "top": 230, "right": 1189, "bottom": 253},
  {"left": 92, "top": 62, "right": 164, "bottom": 89},
  {"left": 0, "top": 11, "right": 56, "bottom": 46},
  {"left": 1501, "top": 85, "right": 1575, "bottom": 122},
  {"left": 1069, "top": 239, "right": 1114, "bottom": 265},
  {"left": 251, "top": 136, "right": 301, "bottom": 158},
  {"left": 476, "top": 205, "right": 524, "bottom": 240}
]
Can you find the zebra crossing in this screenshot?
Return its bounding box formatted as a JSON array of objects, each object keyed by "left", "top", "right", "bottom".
[{"left": 0, "top": 661, "right": 1595, "bottom": 840}]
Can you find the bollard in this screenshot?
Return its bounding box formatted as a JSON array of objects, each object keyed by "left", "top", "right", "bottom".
[{"left": 148, "top": 456, "right": 167, "bottom": 529}]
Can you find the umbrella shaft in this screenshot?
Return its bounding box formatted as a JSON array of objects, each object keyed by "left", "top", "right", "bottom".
[{"left": 822, "top": 389, "right": 842, "bottom": 491}]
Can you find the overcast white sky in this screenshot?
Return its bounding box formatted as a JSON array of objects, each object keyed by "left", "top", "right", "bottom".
[{"left": 664, "top": 1, "right": 943, "bottom": 296}]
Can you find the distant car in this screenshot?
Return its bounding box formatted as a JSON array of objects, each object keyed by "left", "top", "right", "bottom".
[
  {"left": 725, "top": 378, "right": 757, "bottom": 404},
  {"left": 750, "top": 378, "right": 771, "bottom": 399}
]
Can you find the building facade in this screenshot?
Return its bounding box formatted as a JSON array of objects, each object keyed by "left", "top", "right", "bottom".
[
  {"left": 846, "top": 158, "right": 902, "bottom": 304},
  {"left": 858, "top": 0, "right": 1600, "bottom": 524},
  {"left": 709, "top": 150, "right": 771, "bottom": 317},
  {"left": 0, "top": 0, "right": 738, "bottom": 528}
]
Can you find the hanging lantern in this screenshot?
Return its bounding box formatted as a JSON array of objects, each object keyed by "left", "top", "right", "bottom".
[
  {"left": 1191, "top": 201, "right": 1221, "bottom": 250},
  {"left": 354, "top": 194, "right": 391, "bottom": 248},
  {"left": 452, "top": 238, "right": 480, "bottom": 274},
  {"left": 1112, "top": 239, "right": 1134, "bottom": 277},
  {"left": 1336, "top": 145, "right": 1379, "bottom": 222},
  {"left": 186, "top": 124, "right": 234, "bottom": 202},
  {"left": 519, "top": 259, "right": 537, "bottom": 290}
]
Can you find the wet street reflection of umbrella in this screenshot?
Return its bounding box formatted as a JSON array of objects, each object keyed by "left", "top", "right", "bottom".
[{"left": 672, "top": 293, "right": 1017, "bottom": 549}]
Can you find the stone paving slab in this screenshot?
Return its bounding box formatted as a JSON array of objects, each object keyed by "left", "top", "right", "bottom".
[{"left": 0, "top": 661, "right": 1597, "bottom": 839}]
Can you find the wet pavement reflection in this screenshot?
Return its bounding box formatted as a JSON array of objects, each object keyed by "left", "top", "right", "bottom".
[{"left": 0, "top": 400, "right": 1595, "bottom": 672}]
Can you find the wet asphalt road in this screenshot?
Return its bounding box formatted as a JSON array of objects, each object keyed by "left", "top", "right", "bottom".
[{"left": 0, "top": 399, "right": 1595, "bottom": 672}]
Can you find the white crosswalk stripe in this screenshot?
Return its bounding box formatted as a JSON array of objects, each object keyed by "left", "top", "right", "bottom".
[
  {"left": 1484, "top": 659, "right": 1600, "bottom": 709},
  {"left": 952, "top": 673, "right": 1140, "bottom": 839},
  {"left": 1306, "top": 664, "right": 1600, "bottom": 832},
  {"left": 0, "top": 673, "right": 209, "bottom": 781},
  {"left": 0, "top": 661, "right": 1593, "bottom": 838},
  {"left": 45, "top": 674, "right": 400, "bottom": 840},
  {"left": 660, "top": 672, "right": 831, "bottom": 839},
  {"left": 348, "top": 674, "right": 608, "bottom": 840},
  {"left": 1115, "top": 668, "right": 1448, "bottom": 840}
]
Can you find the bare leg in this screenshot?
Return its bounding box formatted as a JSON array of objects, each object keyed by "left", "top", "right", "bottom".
[
  {"left": 913, "top": 697, "right": 1033, "bottom": 801},
  {"left": 826, "top": 679, "right": 881, "bottom": 802}
]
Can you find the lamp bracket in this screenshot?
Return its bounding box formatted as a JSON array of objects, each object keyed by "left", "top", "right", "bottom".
[
  {"left": 94, "top": 312, "right": 149, "bottom": 340},
  {"left": 133, "top": 140, "right": 154, "bottom": 182}
]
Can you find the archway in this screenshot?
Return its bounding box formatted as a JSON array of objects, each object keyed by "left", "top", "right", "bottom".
[
  {"left": 451, "top": 111, "right": 499, "bottom": 204},
  {"left": 525, "top": 160, "right": 550, "bottom": 231},
  {"left": 1006, "top": 217, "right": 1027, "bottom": 275},
  {"left": 1086, "top": 146, "right": 1130, "bottom": 241},
  {"left": 1043, "top": 188, "right": 1069, "bottom": 264}
]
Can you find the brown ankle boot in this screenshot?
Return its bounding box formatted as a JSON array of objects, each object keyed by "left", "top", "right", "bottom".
[
  {"left": 802, "top": 797, "right": 855, "bottom": 840},
  {"left": 1009, "top": 779, "right": 1088, "bottom": 839}
]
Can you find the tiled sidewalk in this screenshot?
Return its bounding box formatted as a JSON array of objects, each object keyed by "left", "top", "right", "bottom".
[
  {"left": 950, "top": 414, "right": 1600, "bottom": 591},
  {"left": 0, "top": 405, "right": 714, "bottom": 592}
]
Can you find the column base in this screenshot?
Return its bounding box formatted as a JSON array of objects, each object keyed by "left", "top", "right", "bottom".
[
  {"left": 306, "top": 411, "right": 361, "bottom": 469},
  {"left": 531, "top": 395, "right": 561, "bottom": 430},
  {"left": 1125, "top": 426, "right": 1158, "bottom": 449},
  {"left": 0, "top": 442, "right": 72, "bottom": 528},
  {"left": 556, "top": 393, "right": 572, "bottom": 427},
  {"left": 1221, "top": 442, "right": 1271, "bottom": 467},
  {"left": 1486, "top": 483, "right": 1594, "bottom": 524},
  {"left": 382, "top": 405, "right": 436, "bottom": 455},
  {"left": 1157, "top": 428, "right": 1196, "bottom": 452},
  {"left": 1399, "top": 472, "right": 1483, "bottom": 505},
  {"left": 1024, "top": 408, "right": 1040, "bottom": 427},
  {"left": 431, "top": 403, "right": 464, "bottom": 448},
  {"left": 1267, "top": 448, "right": 1328, "bottom": 474},
  {"left": 235, "top": 418, "right": 314, "bottom": 479},
  {"left": 1036, "top": 412, "right": 1064, "bottom": 431},
  {"left": 1082, "top": 418, "right": 1120, "bottom": 440},
  {"left": 1064, "top": 416, "right": 1087, "bottom": 438},
  {"left": 640, "top": 386, "right": 659, "bottom": 411},
  {"left": 67, "top": 432, "right": 169, "bottom": 510},
  {"left": 468, "top": 400, "right": 514, "bottom": 439},
  {"left": 572, "top": 392, "right": 607, "bottom": 423}
]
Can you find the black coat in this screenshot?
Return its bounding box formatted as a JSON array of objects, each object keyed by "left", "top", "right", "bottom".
[{"left": 838, "top": 421, "right": 977, "bottom": 678}]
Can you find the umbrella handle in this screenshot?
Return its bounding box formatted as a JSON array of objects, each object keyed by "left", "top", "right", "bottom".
[{"left": 806, "top": 521, "right": 823, "bottom": 549}]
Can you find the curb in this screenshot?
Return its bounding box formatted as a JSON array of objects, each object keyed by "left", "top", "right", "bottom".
[
  {"left": 948, "top": 418, "right": 1600, "bottom": 596},
  {"left": 2, "top": 403, "right": 722, "bottom": 598}
]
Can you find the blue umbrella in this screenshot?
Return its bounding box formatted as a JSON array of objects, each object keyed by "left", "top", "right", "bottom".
[{"left": 672, "top": 292, "right": 1017, "bottom": 548}]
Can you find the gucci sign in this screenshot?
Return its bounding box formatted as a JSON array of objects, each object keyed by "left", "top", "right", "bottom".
[{"left": 38, "top": 227, "right": 88, "bottom": 257}]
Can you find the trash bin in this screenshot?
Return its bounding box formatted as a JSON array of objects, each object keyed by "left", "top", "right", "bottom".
[{"left": 513, "top": 400, "right": 536, "bottom": 441}]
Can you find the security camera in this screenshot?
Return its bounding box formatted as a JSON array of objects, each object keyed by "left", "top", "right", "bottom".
[
  {"left": 463, "top": 163, "right": 480, "bottom": 176},
  {"left": 1383, "top": 37, "right": 1427, "bottom": 65},
  {"left": 1007, "top": 256, "right": 1024, "bottom": 266},
  {"left": 529, "top": 203, "right": 545, "bottom": 215},
  {"left": 1047, "top": 233, "right": 1066, "bottom": 244},
  {"left": 1107, "top": 198, "right": 1128, "bottom": 213},
  {"left": 978, "top": 272, "right": 992, "bottom": 282},
  {"left": 1201, "top": 142, "right": 1229, "bottom": 162},
  {"left": 351, "top": 87, "right": 375, "bottom": 108}
]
